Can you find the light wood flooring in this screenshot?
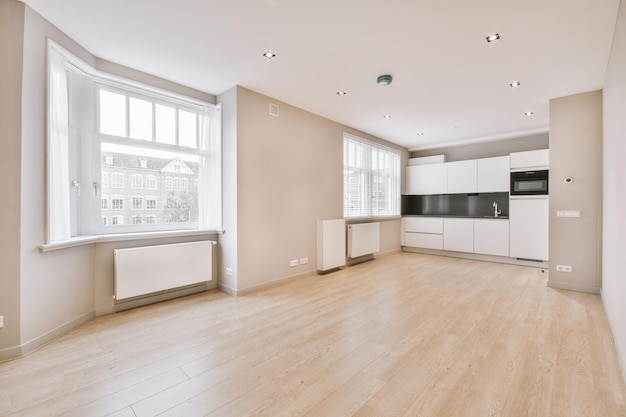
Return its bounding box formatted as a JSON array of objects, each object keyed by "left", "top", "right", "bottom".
[{"left": 1, "top": 252, "right": 625, "bottom": 416}]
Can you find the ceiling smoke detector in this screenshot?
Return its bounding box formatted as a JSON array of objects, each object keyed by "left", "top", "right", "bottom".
[{"left": 377, "top": 74, "right": 393, "bottom": 86}]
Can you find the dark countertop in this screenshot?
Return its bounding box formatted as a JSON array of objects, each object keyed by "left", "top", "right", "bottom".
[{"left": 403, "top": 215, "right": 509, "bottom": 219}]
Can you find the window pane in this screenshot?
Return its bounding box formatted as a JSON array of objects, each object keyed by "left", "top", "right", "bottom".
[
  {"left": 343, "top": 134, "right": 400, "bottom": 218},
  {"left": 155, "top": 104, "right": 176, "bottom": 145},
  {"left": 99, "top": 90, "right": 126, "bottom": 136},
  {"left": 100, "top": 143, "right": 199, "bottom": 227},
  {"left": 179, "top": 110, "right": 197, "bottom": 148},
  {"left": 129, "top": 97, "right": 153, "bottom": 141}
]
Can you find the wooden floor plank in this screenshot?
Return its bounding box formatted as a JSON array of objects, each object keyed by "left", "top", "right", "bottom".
[{"left": 0, "top": 253, "right": 624, "bottom": 417}]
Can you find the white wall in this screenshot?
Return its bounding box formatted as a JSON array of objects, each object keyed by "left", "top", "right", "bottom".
[{"left": 603, "top": 0, "right": 626, "bottom": 382}]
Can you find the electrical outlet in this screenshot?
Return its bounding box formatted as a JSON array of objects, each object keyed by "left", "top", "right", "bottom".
[
  {"left": 300, "top": 257, "right": 308, "bottom": 265},
  {"left": 0, "top": 316, "right": 4, "bottom": 329},
  {"left": 290, "top": 260, "right": 299, "bottom": 267},
  {"left": 556, "top": 265, "right": 573, "bottom": 273},
  {"left": 225, "top": 268, "right": 233, "bottom": 276}
]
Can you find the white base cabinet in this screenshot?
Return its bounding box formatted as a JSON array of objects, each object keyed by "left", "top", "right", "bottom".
[
  {"left": 510, "top": 198, "right": 549, "bottom": 261},
  {"left": 403, "top": 216, "right": 510, "bottom": 258},
  {"left": 443, "top": 218, "right": 474, "bottom": 253},
  {"left": 474, "top": 219, "right": 510, "bottom": 257}
]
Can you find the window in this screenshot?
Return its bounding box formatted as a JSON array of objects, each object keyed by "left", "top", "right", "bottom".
[
  {"left": 131, "top": 174, "right": 143, "bottom": 189},
  {"left": 343, "top": 133, "right": 401, "bottom": 218},
  {"left": 46, "top": 41, "right": 222, "bottom": 242},
  {"left": 111, "top": 215, "right": 124, "bottom": 225},
  {"left": 146, "top": 175, "right": 157, "bottom": 190},
  {"left": 132, "top": 196, "right": 143, "bottom": 210},
  {"left": 111, "top": 173, "right": 124, "bottom": 188},
  {"left": 181, "top": 178, "right": 189, "bottom": 191},
  {"left": 111, "top": 195, "right": 124, "bottom": 210},
  {"left": 131, "top": 216, "right": 143, "bottom": 225}
]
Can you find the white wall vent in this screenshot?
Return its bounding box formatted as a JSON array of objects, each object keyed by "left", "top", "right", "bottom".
[{"left": 269, "top": 103, "right": 279, "bottom": 117}]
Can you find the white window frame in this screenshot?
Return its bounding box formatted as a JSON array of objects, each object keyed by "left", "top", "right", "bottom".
[
  {"left": 46, "top": 40, "right": 222, "bottom": 242},
  {"left": 343, "top": 133, "right": 401, "bottom": 219}
]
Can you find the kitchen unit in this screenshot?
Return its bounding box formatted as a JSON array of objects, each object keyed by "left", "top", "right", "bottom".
[
  {"left": 406, "top": 155, "right": 510, "bottom": 195},
  {"left": 508, "top": 149, "right": 550, "bottom": 262},
  {"left": 402, "top": 216, "right": 509, "bottom": 257}
]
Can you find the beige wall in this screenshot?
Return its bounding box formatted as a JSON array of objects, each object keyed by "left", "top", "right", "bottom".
[
  {"left": 223, "top": 87, "right": 407, "bottom": 294},
  {"left": 603, "top": 0, "right": 626, "bottom": 382},
  {"left": 548, "top": 91, "right": 603, "bottom": 293},
  {"left": 411, "top": 133, "right": 549, "bottom": 162},
  {"left": 0, "top": 0, "right": 25, "bottom": 356},
  {"left": 0, "top": 1, "right": 219, "bottom": 360}
]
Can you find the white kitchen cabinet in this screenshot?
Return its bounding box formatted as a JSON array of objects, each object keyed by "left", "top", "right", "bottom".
[
  {"left": 404, "top": 232, "right": 444, "bottom": 249},
  {"left": 406, "top": 164, "right": 447, "bottom": 195},
  {"left": 510, "top": 198, "right": 549, "bottom": 261},
  {"left": 510, "top": 149, "right": 549, "bottom": 170},
  {"left": 446, "top": 160, "right": 477, "bottom": 194},
  {"left": 443, "top": 218, "right": 474, "bottom": 253},
  {"left": 402, "top": 217, "right": 443, "bottom": 234},
  {"left": 474, "top": 219, "right": 509, "bottom": 257},
  {"left": 401, "top": 217, "right": 444, "bottom": 249},
  {"left": 477, "top": 156, "right": 510, "bottom": 192}
]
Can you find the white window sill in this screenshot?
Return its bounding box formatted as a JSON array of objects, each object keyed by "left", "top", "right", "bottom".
[{"left": 39, "top": 229, "right": 222, "bottom": 253}]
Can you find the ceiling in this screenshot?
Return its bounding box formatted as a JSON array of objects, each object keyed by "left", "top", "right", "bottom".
[{"left": 22, "top": 0, "right": 619, "bottom": 150}]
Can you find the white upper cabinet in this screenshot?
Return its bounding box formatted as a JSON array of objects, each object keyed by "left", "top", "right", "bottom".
[
  {"left": 406, "top": 164, "right": 447, "bottom": 195},
  {"left": 477, "top": 156, "right": 510, "bottom": 192},
  {"left": 446, "top": 160, "right": 477, "bottom": 194},
  {"left": 510, "top": 149, "right": 549, "bottom": 170}
]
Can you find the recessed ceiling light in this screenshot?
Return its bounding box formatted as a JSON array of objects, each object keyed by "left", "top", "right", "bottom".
[
  {"left": 417, "top": 132, "right": 424, "bottom": 136},
  {"left": 525, "top": 111, "right": 534, "bottom": 116},
  {"left": 486, "top": 33, "right": 500, "bottom": 43},
  {"left": 509, "top": 81, "right": 521, "bottom": 88},
  {"left": 262, "top": 51, "right": 276, "bottom": 59},
  {"left": 336, "top": 91, "right": 347, "bottom": 96},
  {"left": 383, "top": 114, "right": 391, "bottom": 119}
]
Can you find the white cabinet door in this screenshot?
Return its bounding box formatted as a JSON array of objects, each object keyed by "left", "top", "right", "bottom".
[
  {"left": 446, "top": 160, "right": 477, "bottom": 194},
  {"left": 510, "top": 149, "right": 549, "bottom": 170},
  {"left": 443, "top": 218, "right": 474, "bottom": 253},
  {"left": 402, "top": 217, "right": 444, "bottom": 234},
  {"left": 404, "top": 233, "right": 444, "bottom": 249},
  {"left": 477, "top": 156, "right": 510, "bottom": 192},
  {"left": 474, "top": 219, "right": 509, "bottom": 257},
  {"left": 510, "top": 198, "right": 549, "bottom": 261},
  {"left": 406, "top": 164, "right": 447, "bottom": 195}
]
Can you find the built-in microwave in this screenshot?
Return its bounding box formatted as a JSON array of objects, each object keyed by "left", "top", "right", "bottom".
[{"left": 510, "top": 170, "right": 549, "bottom": 196}]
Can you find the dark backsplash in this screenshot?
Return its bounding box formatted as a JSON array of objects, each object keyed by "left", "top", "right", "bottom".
[{"left": 402, "top": 192, "right": 509, "bottom": 217}]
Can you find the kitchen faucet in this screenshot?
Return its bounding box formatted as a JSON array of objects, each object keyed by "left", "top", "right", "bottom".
[{"left": 493, "top": 201, "right": 501, "bottom": 217}]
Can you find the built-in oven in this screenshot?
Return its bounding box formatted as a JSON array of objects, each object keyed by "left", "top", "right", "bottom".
[{"left": 510, "top": 170, "right": 549, "bottom": 196}]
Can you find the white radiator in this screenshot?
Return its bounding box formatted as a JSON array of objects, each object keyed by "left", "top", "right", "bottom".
[
  {"left": 347, "top": 222, "right": 380, "bottom": 258},
  {"left": 317, "top": 219, "right": 346, "bottom": 272},
  {"left": 114, "top": 240, "right": 215, "bottom": 301}
]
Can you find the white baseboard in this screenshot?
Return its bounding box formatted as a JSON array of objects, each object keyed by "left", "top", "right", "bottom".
[
  {"left": 547, "top": 280, "right": 601, "bottom": 294},
  {"left": 0, "top": 310, "right": 95, "bottom": 363}
]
